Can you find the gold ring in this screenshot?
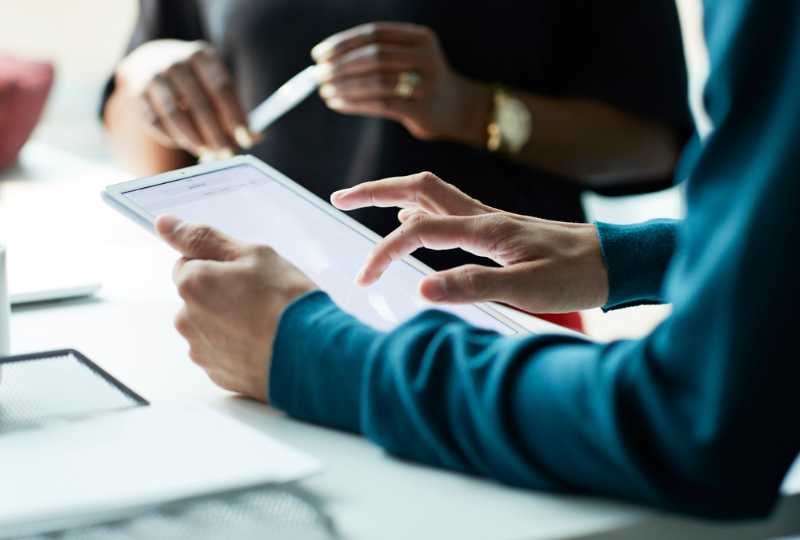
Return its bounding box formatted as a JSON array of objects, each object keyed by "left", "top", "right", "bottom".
[{"left": 394, "top": 71, "right": 421, "bottom": 99}]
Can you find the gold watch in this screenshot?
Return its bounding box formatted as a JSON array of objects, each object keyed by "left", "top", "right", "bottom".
[{"left": 486, "top": 86, "right": 532, "bottom": 154}]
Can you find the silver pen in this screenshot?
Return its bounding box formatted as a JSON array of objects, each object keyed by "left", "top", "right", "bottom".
[{"left": 247, "top": 65, "right": 320, "bottom": 134}]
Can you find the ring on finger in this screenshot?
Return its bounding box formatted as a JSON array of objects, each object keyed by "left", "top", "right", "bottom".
[{"left": 394, "top": 71, "right": 421, "bottom": 99}]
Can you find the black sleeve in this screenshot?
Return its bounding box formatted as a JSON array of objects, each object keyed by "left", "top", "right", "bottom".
[{"left": 99, "top": 0, "right": 205, "bottom": 117}]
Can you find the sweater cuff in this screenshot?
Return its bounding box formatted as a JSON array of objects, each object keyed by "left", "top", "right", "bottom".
[
  {"left": 596, "top": 219, "right": 682, "bottom": 312},
  {"left": 269, "top": 290, "right": 381, "bottom": 433}
]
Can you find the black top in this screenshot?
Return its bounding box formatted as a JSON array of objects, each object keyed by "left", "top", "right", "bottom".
[{"left": 109, "top": 0, "right": 690, "bottom": 270}]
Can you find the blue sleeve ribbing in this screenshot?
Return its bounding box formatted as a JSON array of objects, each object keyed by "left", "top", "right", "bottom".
[{"left": 595, "top": 219, "right": 683, "bottom": 311}]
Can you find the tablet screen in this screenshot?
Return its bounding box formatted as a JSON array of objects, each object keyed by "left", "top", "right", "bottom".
[{"left": 123, "top": 164, "right": 516, "bottom": 336}]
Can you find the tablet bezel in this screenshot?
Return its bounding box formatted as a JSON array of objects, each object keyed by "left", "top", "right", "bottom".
[{"left": 102, "top": 155, "right": 528, "bottom": 335}]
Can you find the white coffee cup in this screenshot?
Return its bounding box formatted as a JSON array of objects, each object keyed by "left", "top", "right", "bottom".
[{"left": 0, "top": 244, "right": 10, "bottom": 357}]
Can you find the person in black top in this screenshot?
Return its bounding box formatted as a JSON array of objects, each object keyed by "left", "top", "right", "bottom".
[{"left": 104, "top": 0, "right": 691, "bottom": 271}]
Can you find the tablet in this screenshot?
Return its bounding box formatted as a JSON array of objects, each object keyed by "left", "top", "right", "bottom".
[{"left": 102, "top": 156, "right": 525, "bottom": 336}]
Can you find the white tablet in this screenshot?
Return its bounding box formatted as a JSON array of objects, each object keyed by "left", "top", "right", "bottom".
[{"left": 102, "top": 155, "right": 525, "bottom": 336}]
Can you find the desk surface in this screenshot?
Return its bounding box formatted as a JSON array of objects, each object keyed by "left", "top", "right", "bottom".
[{"left": 3, "top": 142, "right": 800, "bottom": 540}]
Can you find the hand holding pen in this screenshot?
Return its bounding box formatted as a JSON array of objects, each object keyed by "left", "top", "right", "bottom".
[
  {"left": 311, "top": 22, "right": 491, "bottom": 144},
  {"left": 114, "top": 39, "right": 256, "bottom": 162}
]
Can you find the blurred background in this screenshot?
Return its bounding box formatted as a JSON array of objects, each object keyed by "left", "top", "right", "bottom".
[
  {"left": 0, "top": 0, "right": 681, "bottom": 340},
  {"left": 0, "top": 0, "right": 137, "bottom": 163}
]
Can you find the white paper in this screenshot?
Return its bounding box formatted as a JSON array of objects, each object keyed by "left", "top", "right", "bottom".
[{"left": 0, "top": 403, "right": 323, "bottom": 537}]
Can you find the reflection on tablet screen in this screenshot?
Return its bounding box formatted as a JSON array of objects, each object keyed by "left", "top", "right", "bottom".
[{"left": 123, "top": 164, "right": 515, "bottom": 336}]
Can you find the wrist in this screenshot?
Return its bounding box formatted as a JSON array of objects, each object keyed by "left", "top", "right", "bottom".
[
  {"left": 444, "top": 77, "right": 492, "bottom": 147},
  {"left": 579, "top": 224, "right": 610, "bottom": 309},
  {"left": 270, "top": 291, "right": 377, "bottom": 432}
]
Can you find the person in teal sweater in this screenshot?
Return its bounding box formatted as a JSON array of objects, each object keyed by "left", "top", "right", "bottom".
[{"left": 153, "top": 0, "right": 800, "bottom": 519}]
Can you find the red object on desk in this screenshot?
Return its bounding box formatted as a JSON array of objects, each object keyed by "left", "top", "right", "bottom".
[
  {"left": 500, "top": 303, "right": 585, "bottom": 333},
  {"left": 533, "top": 312, "right": 584, "bottom": 333},
  {"left": 0, "top": 57, "right": 54, "bottom": 171}
]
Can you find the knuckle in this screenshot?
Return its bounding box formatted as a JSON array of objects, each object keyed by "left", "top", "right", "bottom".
[
  {"left": 405, "top": 212, "right": 429, "bottom": 228},
  {"left": 207, "top": 371, "right": 234, "bottom": 391},
  {"left": 185, "top": 225, "right": 215, "bottom": 253},
  {"left": 414, "top": 171, "right": 443, "bottom": 191},
  {"left": 367, "top": 44, "right": 388, "bottom": 62},
  {"left": 494, "top": 213, "right": 521, "bottom": 236},
  {"left": 477, "top": 214, "right": 515, "bottom": 252},
  {"left": 253, "top": 244, "right": 276, "bottom": 259},
  {"left": 165, "top": 63, "right": 183, "bottom": 78},
  {"left": 189, "top": 48, "right": 207, "bottom": 64},
  {"left": 176, "top": 275, "right": 199, "bottom": 300},
  {"left": 192, "top": 41, "right": 216, "bottom": 59},
  {"left": 174, "top": 310, "right": 192, "bottom": 335},
  {"left": 462, "top": 266, "right": 490, "bottom": 296},
  {"left": 152, "top": 72, "right": 169, "bottom": 86},
  {"left": 188, "top": 348, "right": 211, "bottom": 368},
  {"left": 177, "top": 267, "right": 212, "bottom": 301},
  {"left": 365, "top": 43, "right": 379, "bottom": 57},
  {"left": 364, "top": 23, "right": 381, "bottom": 40}
]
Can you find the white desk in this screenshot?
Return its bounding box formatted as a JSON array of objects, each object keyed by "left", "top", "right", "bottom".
[{"left": 3, "top": 142, "right": 800, "bottom": 540}]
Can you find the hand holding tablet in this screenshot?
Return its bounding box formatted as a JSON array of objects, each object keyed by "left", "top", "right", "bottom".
[
  {"left": 103, "top": 155, "right": 522, "bottom": 336},
  {"left": 154, "top": 215, "right": 316, "bottom": 399},
  {"left": 102, "top": 156, "right": 524, "bottom": 398}
]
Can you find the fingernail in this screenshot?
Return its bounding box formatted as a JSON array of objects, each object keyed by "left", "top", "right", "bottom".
[
  {"left": 326, "top": 97, "right": 345, "bottom": 110},
  {"left": 319, "top": 83, "right": 337, "bottom": 99},
  {"left": 198, "top": 150, "right": 217, "bottom": 164},
  {"left": 424, "top": 276, "right": 447, "bottom": 301},
  {"left": 157, "top": 215, "right": 186, "bottom": 235},
  {"left": 313, "top": 63, "right": 333, "bottom": 83},
  {"left": 216, "top": 146, "right": 235, "bottom": 159},
  {"left": 331, "top": 188, "right": 349, "bottom": 199},
  {"left": 311, "top": 40, "right": 334, "bottom": 62},
  {"left": 355, "top": 266, "right": 365, "bottom": 284},
  {"left": 234, "top": 125, "right": 254, "bottom": 149}
]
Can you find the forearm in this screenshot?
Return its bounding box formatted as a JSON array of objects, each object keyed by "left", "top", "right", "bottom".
[
  {"left": 270, "top": 287, "right": 794, "bottom": 519},
  {"left": 451, "top": 81, "right": 684, "bottom": 186},
  {"left": 270, "top": 0, "right": 800, "bottom": 517},
  {"left": 104, "top": 81, "right": 194, "bottom": 177}
]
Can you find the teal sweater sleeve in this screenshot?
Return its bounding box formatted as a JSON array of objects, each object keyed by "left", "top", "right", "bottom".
[
  {"left": 596, "top": 219, "right": 683, "bottom": 311},
  {"left": 270, "top": 0, "right": 800, "bottom": 520}
]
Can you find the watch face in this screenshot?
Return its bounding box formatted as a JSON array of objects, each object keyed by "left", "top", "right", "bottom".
[{"left": 497, "top": 97, "right": 532, "bottom": 150}]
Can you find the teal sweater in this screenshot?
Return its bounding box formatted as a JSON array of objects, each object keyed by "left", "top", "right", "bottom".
[{"left": 269, "top": 0, "right": 800, "bottom": 519}]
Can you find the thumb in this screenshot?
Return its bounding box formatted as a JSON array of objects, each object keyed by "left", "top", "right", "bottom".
[
  {"left": 155, "top": 215, "right": 239, "bottom": 261},
  {"left": 419, "top": 264, "right": 513, "bottom": 304}
]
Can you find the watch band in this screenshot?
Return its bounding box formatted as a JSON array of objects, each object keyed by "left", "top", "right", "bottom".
[{"left": 486, "top": 85, "right": 506, "bottom": 152}]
